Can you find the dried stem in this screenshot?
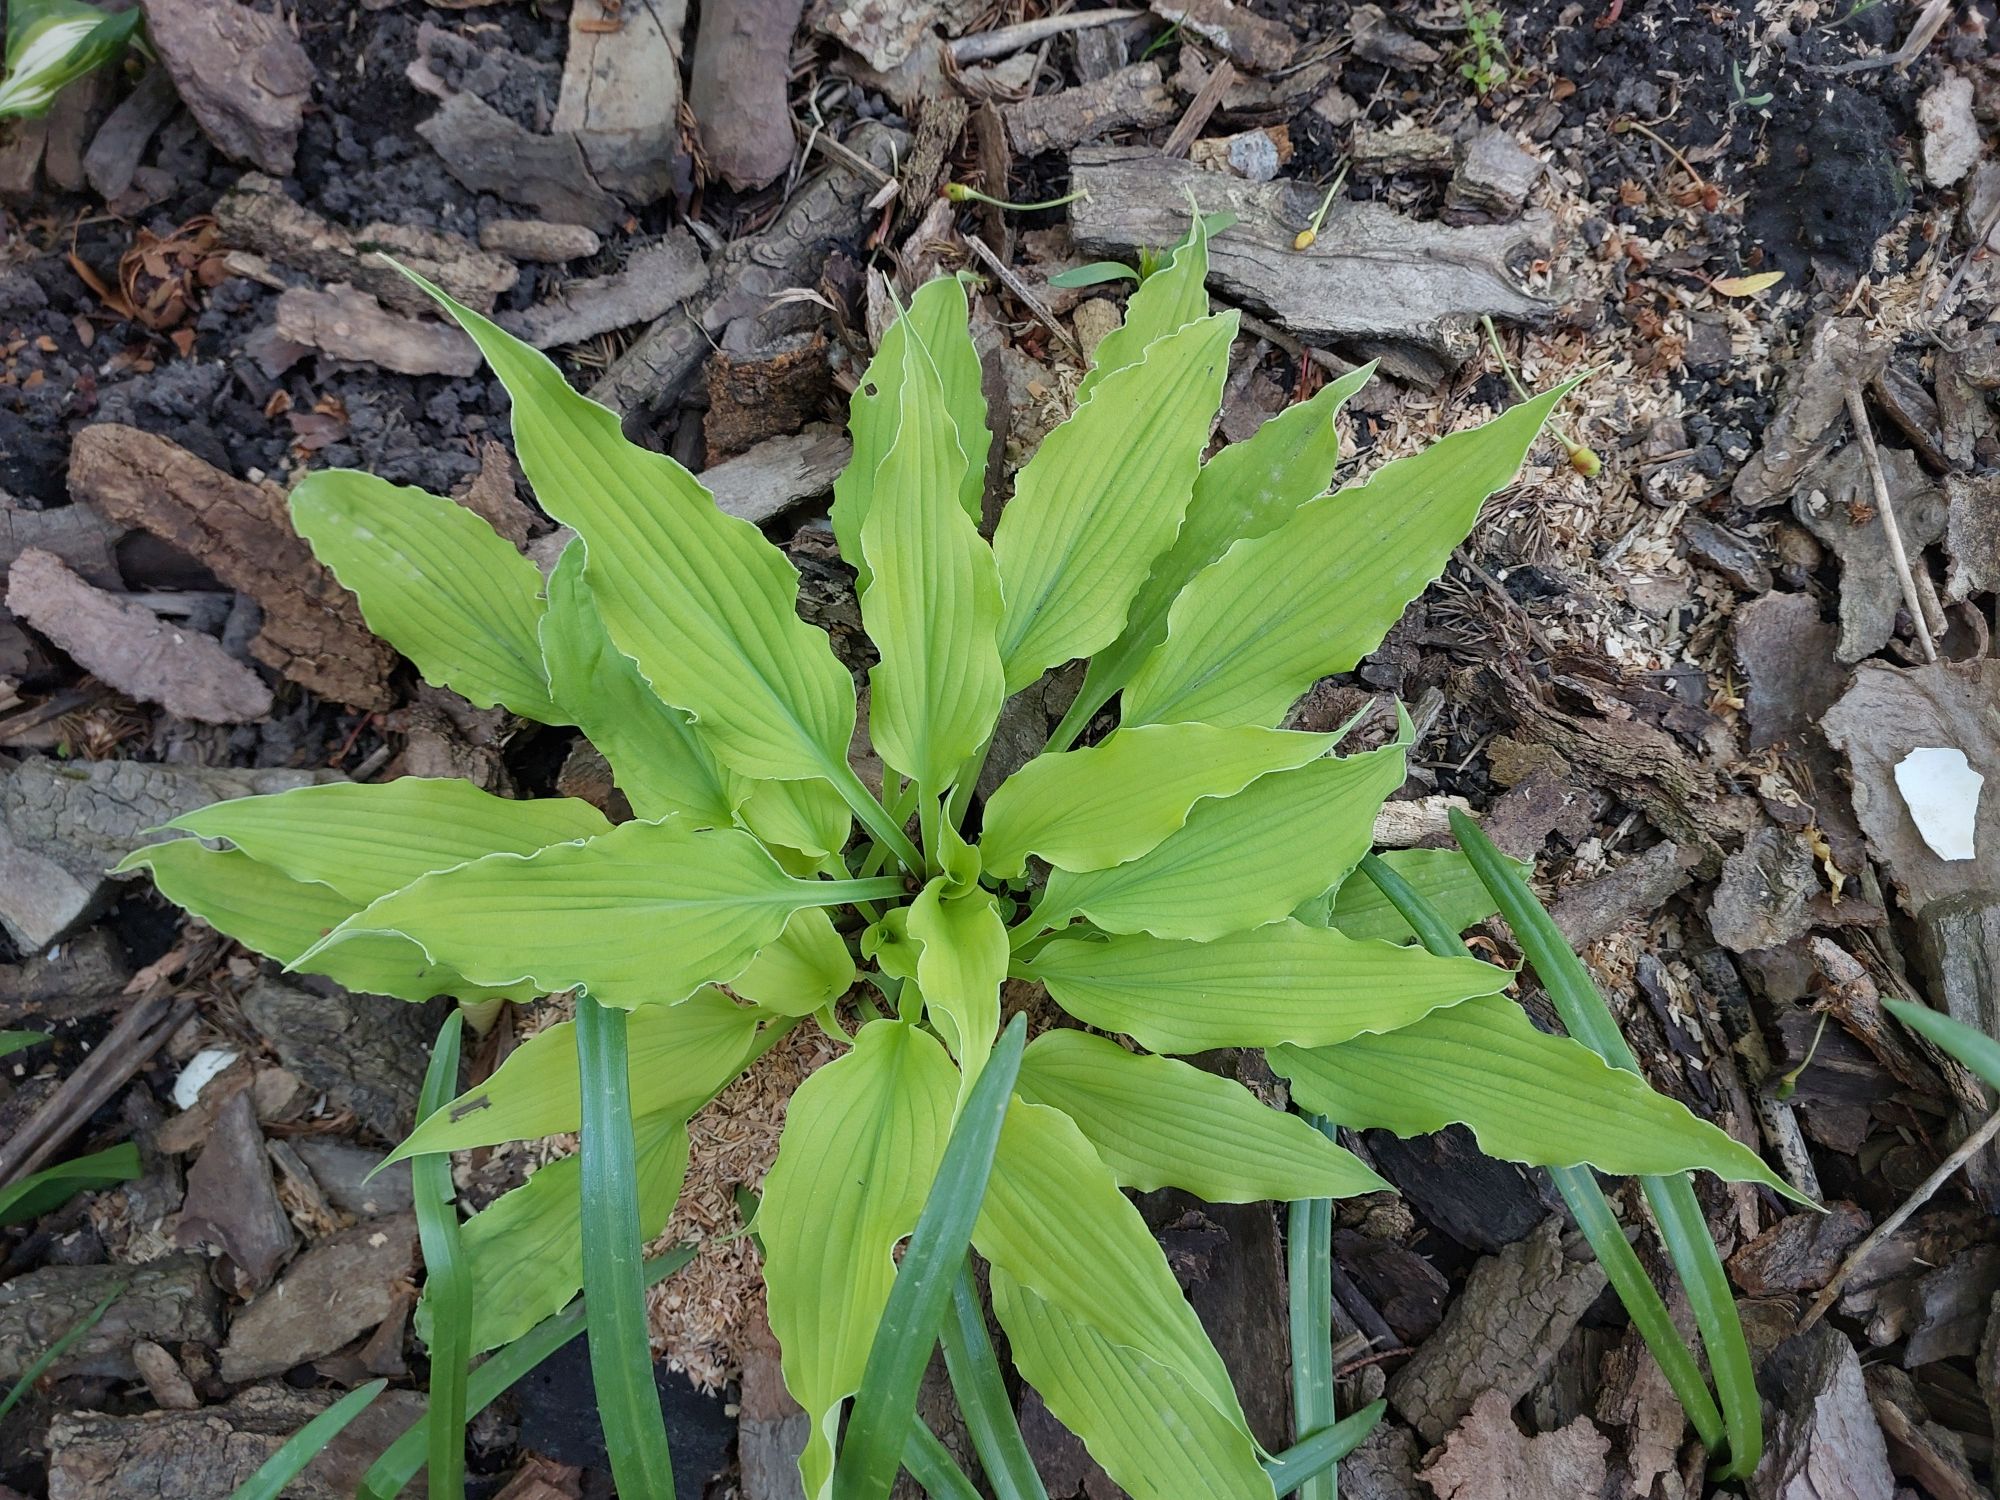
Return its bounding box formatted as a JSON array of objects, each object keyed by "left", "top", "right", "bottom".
[{"left": 1844, "top": 384, "right": 1942, "bottom": 662}]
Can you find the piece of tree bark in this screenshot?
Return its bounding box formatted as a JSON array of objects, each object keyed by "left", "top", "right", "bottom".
[
  {"left": 454, "top": 440, "right": 541, "bottom": 549},
  {"left": 417, "top": 89, "right": 624, "bottom": 234},
  {"left": 1069, "top": 145, "right": 1557, "bottom": 366},
  {"left": 1733, "top": 316, "right": 1890, "bottom": 509},
  {"left": 1, "top": 490, "right": 122, "bottom": 586},
  {"left": 1147, "top": 0, "right": 1294, "bottom": 70},
  {"left": 1421, "top": 1390, "right": 1611, "bottom": 1499},
  {"left": 478, "top": 219, "right": 603, "bottom": 263},
  {"left": 219, "top": 1214, "right": 420, "bottom": 1381},
  {"left": 82, "top": 64, "right": 180, "bottom": 201},
  {"left": 275, "top": 283, "right": 481, "bottom": 377},
  {"left": 214, "top": 171, "right": 518, "bottom": 314},
  {"left": 0, "top": 1257, "right": 219, "bottom": 1384},
  {"left": 239, "top": 977, "right": 442, "bottom": 1140},
  {"left": 1753, "top": 1322, "right": 1897, "bottom": 1500},
  {"left": 689, "top": 0, "right": 808, "bottom": 190},
  {"left": 503, "top": 233, "right": 707, "bottom": 349},
  {"left": 704, "top": 428, "right": 853, "bottom": 526},
  {"left": 1866, "top": 1364, "right": 1991, "bottom": 1500},
  {"left": 703, "top": 333, "right": 835, "bottom": 461},
  {"left": 591, "top": 121, "right": 907, "bottom": 419},
  {"left": 553, "top": 0, "right": 687, "bottom": 203},
  {"left": 5, "top": 547, "right": 272, "bottom": 722},
  {"left": 67, "top": 423, "right": 396, "bottom": 709},
  {"left": 138, "top": 0, "right": 313, "bottom": 174},
  {"left": 1004, "top": 61, "right": 1178, "bottom": 156},
  {"left": 1387, "top": 1217, "right": 1607, "bottom": 1443}
]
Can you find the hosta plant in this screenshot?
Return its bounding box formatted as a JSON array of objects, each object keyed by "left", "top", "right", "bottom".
[
  {"left": 127, "top": 221, "right": 1799, "bottom": 1499},
  {"left": 0, "top": 0, "right": 141, "bottom": 119}
]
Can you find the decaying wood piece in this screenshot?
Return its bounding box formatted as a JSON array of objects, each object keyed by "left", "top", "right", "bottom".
[
  {"left": 82, "top": 64, "right": 180, "bottom": 202},
  {"left": 274, "top": 283, "right": 481, "bottom": 377},
  {"left": 174, "top": 1090, "right": 295, "bottom": 1295},
  {"left": 0, "top": 490, "right": 122, "bottom": 586},
  {"left": 1003, "top": 61, "right": 1178, "bottom": 156},
  {"left": 1069, "top": 145, "right": 1557, "bottom": 365},
  {"left": 0, "top": 1257, "right": 219, "bottom": 1383},
  {"left": 689, "top": 0, "right": 807, "bottom": 190},
  {"left": 1752, "top": 1322, "right": 1897, "bottom": 1500},
  {"left": 1350, "top": 127, "right": 1454, "bottom": 179},
  {"left": 67, "top": 425, "right": 397, "bottom": 710},
  {"left": 592, "top": 121, "right": 908, "bottom": 419},
  {"left": 1387, "top": 1218, "right": 1607, "bottom": 1443},
  {"left": 552, "top": 0, "right": 687, "bottom": 203},
  {"left": 1147, "top": 0, "right": 1294, "bottom": 70},
  {"left": 1422, "top": 1390, "right": 1611, "bottom": 1498},
  {"left": 218, "top": 1215, "right": 420, "bottom": 1381},
  {"left": 455, "top": 440, "right": 541, "bottom": 549},
  {"left": 1446, "top": 127, "right": 1544, "bottom": 222},
  {"left": 215, "top": 172, "right": 518, "bottom": 315},
  {"left": 503, "top": 233, "right": 707, "bottom": 349},
  {"left": 138, "top": 0, "right": 314, "bottom": 175},
  {"left": 478, "top": 219, "right": 602, "bottom": 263},
  {"left": 416, "top": 89, "right": 625, "bottom": 233},
  {"left": 1733, "top": 316, "right": 1890, "bottom": 509},
  {"left": 4, "top": 548, "right": 272, "bottom": 722},
  {"left": 703, "top": 332, "right": 835, "bottom": 460},
  {"left": 704, "top": 428, "right": 854, "bottom": 526}
]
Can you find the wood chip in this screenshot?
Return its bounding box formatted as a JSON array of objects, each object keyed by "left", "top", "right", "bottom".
[
  {"left": 67, "top": 424, "right": 396, "bottom": 710},
  {"left": 174, "top": 1090, "right": 294, "bottom": 1295},
  {"left": 1147, "top": 0, "right": 1294, "bottom": 70},
  {"left": 1004, "top": 60, "right": 1178, "bottom": 156},
  {"left": 503, "top": 233, "right": 706, "bottom": 349},
  {"left": 688, "top": 0, "right": 805, "bottom": 190},
  {"left": 478, "top": 219, "right": 604, "bottom": 263},
  {"left": 275, "top": 283, "right": 481, "bottom": 377},
  {"left": 139, "top": 0, "right": 314, "bottom": 174},
  {"left": 704, "top": 427, "right": 853, "bottom": 527},
  {"left": 417, "top": 89, "right": 624, "bottom": 234},
  {"left": 1752, "top": 1323, "right": 1897, "bottom": 1500},
  {"left": 552, "top": 0, "right": 686, "bottom": 203},
  {"left": 4, "top": 547, "right": 272, "bottom": 723},
  {"left": 1421, "top": 1390, "right": 1611, "bottom": 1499}
]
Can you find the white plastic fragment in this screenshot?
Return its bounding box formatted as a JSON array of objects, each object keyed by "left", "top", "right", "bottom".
[
  {"left": 172, "top": 1047, "right": 239, "bottom": 1110},
  {"left": 1893, "top": 746, "right": 1983, "bottom": 862}
]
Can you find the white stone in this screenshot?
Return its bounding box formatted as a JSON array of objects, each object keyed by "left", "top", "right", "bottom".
[{"left": 1893, "top": 746, "right": 1983, "bottom": 861}]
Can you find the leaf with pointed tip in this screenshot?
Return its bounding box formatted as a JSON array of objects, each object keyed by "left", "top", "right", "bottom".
[
  {"left": 1075, "top": 364, "right": 1375, "bottom": 718},
  {"left": 540, "top": 542, "right": 739, "bottom": 827},
  {"left": 411, "top": 269, "right": 855, "bottom": 788},
  {"left": 159, "top": 778, "right": 609, "bottom": 907},
  {"left": 992, "top": 312, "right": 1237, "bottom": 692},
  {"left": 1270, "top": 993, "right": 1799, "bottom": 1195},
  {"left": 859, "top": 319, "right": 1005, "bottom": 791},
  {"left": 1036, "top": 735, "right": 1407, "bottom": 942},
  {"left": 735, "top": 775, "right": 854, "bottom": 864},
  {"left": 1074, "top": 215, "right": 1211, "bottom": 401},
  {"left": 290, "top": 468, "right": 558, "bottom": 721},
  {"left": 1885, "top": 1000, "right": 2000, "bottom": 1091},
  {"left": 974, "top": 1096, "right": 1247, "bottom": 1435},
  {"left": 389, "top": 988, "right": 761, "bottom": 1160},
  {"left": 302, "top": 818, "right": 902, "bottom": 1009},
  {"left": 1023, "top": 920, "right": 1508, "bottom": 1053},
  {"left": 991, "top": 1268, "right": 1273, "bottom": 1500},
  {"left": 761, "top": 1020, "right": 958, "bottom": 1500},
  {"left": 908, "top": 875, "right": 1005, "bottom": 1081},
  {"left": 421, "top": 1113, "right": 690, "bottom": 1354},
  {"left": 1327, "top": 847, "right": 1509, "bottom": 945},
  {"left": 1124, "top": 382, "right": 1578, "bottom": 728},
  {"left": 119, "top": 840, "right": 533, "bottom": 1003},
  {"left": 830, "top": 277, "right": 989, "bottom": 589},
  {"left": 981, "top": 724, "right": 1335, "bottom": 880},
  {"left": 732, "top": 908, "right": 856, "bottom": 1016},
  {"left": 1015, "top": 1031, "right": 1386, "bottom": 1201}
]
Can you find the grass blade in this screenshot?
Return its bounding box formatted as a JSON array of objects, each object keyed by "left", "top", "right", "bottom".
[
  {"left": 0, "top": 1279, "right": 126, "bottom": 1422},
  {"left": 1884, "top": 1000, "right": 2000, "bottom": 1089},
  {"left": 902, "top": 1418, "right": 987, "bottom": 1500},
  {"left": 1446, "top": 811, "right": 1766, "bottom": 1478},
  {"left": 575, "top": 990, "right": 677, "bottom": 1499},
  {"left": 1262, "top": 1399, "right": 1385, "bottom": 1497},
  {"left": 358, "top": 1247, "right": 696, "bottom": 1498},
  {"left": 0, "top": 1140, "right": 143, "bottom": 1227},
  {"left": 226, "top": 1379, "right": 387, "bottom": 1500},
  {"left": 1356, "top": 853, "right": 1727, "bottom": 1453},
  {"left": 1286, "top": 1124, "right": 1336, "bottom": 1500},
  {"left": 0, "top": 1029, "right": 47, "bottom": 1060},
  {"left": 940, "top": 1266, "right": 1050, "bottom": 1500},
  {"left": 413, "top": 1011, "right": 470, "bottom": 1500},
  {"left": 836, "top": 1015, "right": 1028, "bottom": 1500}
]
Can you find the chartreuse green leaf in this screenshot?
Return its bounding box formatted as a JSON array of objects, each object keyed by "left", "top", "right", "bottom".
[
  {"left": 980, "top": 724, "right": 1336, "bottom": 880},
  {"left": 761, "top": 1021, "right": 958, "bottom": 1500},
  {"left": 834, "top": 1016, "right": 1026, "bottom": 1500},
  {"left": 1074, "top": 213, "right": 1211, "bottom": 401},
  {"left": 389, "top": 988, "right": 761, "bottom": 1162},
  {"left": 991, "top": 1268, "right": 1272, "bottom": 1500},
  {"left": 1124, "top": 380, "right": 1579, "bottom": 729},
  {"left": 858, "top": 316, "right": 1005, "bottom": 792},
  {"left": 117, "top": 841, "right": 534, "bottom": 1004},
  {"left": 1328, "top": 847, "right": 1508, "bottom": 945},
  {"left": 303, "top": 819, "right": 903, "bottom": 1009},
  {"left": 420, "top": 1112, "right": 689, "bottom": 1354},
  {"left": 908, "top": 871, "right": 1006, "bottom": 1082},
  {"left": 1015, "top": 1031, "right": 1386, "bottom": 1201},
  {"left": 1024, "top": 921, "right": 1507, "bottom": 1053},
  {"left": 291, "top": 471, "right": 557, "bottom": 720},
  {"left": 736, "top": 775, "right": 854, "bottom": 865},
  {"left": 1067, "top": 364, "right": 1376, "bottom": 736},
  {"left": 158, "top": 779, "right": 609, "bottom": 907},
  {"left": 731, "top": 909, "right": 856, "bottom": 1016},
  {"left": 991, "top": 310, "right": 1237, "bottom": 692},
  {"left": 0, "top": 1141, "right": 141, "bottom": 1227},
  {"left": 1033, "top": 734, "right": 1407, "bottom": 943},
  {"left": 408, "top": 273, "right": 865, "bottom": 812},
  {"left": 540, "top": 543, "right": 738, "bottom": 826},
  {"left": 225, "top": 1380, "right": 389, "bottom": 1500},
  {"left": 1885, "top": 1000, "right": 2000, "bottom": 1089},
  {"left": 831, "top": 277, "right": 989, "bottom": 587},
  {"left": 974, "top": 1098, "right": 1248, "bottom": 1434},
  {"left": 1271, "top": 994, "right": 1798, "bottom": 1195}
]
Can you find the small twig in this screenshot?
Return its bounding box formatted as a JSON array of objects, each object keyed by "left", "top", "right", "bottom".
[
  {"left": 1845, "top": 384, "right": 1942, "bottom": 661},
  {"left": 961, "top": 232, "right": 1082, "bottom": 359},
  {"left": 1162, "top": 60, "right": 1236, "bottom": 159},
  {"left": 949, "top": 9, "right": 1145, "bottom": 65},
  {"left": 1799, "top": 1103, "right": 2000, "bottom": 1332},
  {"left": 1818, "top": 0, "right": 1950, "bottom": 73}
]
